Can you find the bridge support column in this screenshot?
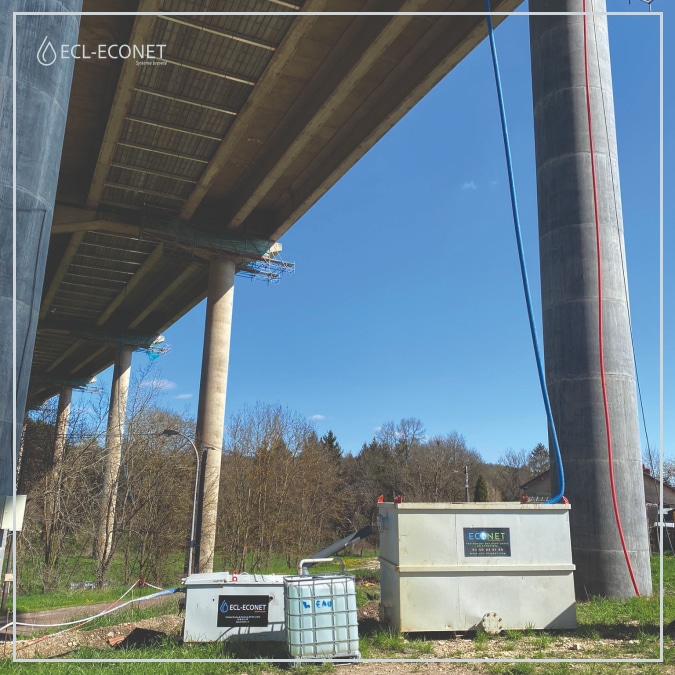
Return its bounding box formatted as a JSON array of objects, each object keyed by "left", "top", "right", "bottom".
[
  {"left": 530, "top": 0, "right": 651, "bottom": 597},
  {"left": 96, "top": 347, "right": 132, "bottom": 569},
  {"left": 42, "top": 385, "right": 72, "bottom": 588},
  {"left": 52, "top": 386, "right": 72, "bottom": 472},
  {"left": 0, "top": 1, "right": 82, "bottom": 500},
  {"left": 195, "top": 258, "right": 235, "bottom": 573}
]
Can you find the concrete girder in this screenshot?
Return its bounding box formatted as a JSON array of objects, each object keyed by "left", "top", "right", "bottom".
[
  {"left": 179, "top": 0, "right": 329, "bottom": 221},
  {"left": 31, "top": 374, "right": 94, "bottom": 389},
  {"left": 223, "top": 0, "right": 426, "bottom": 231},
  {"left": 127, "top": 264, "right": 201, "bottom": 330},
  {"left": 97, "top": 243, "right": 165, "bottom": 326},
  {"left": 38, "top": 321, "right": 161, "bottom": 348},
  {"left": 68, "top": 345, "right": 109, "bottom": 376},
  {"left": 46, "top": 340, "right": 85, "bottom": 373},
  {"left": 52, "top": 205, "right": 277, "bottom": 260},
  {"left": 39, "top": 232, "right": 85, "bottom": 321},
  {"left": 86, "top": 0, "right": 160, "bottom": 209}
]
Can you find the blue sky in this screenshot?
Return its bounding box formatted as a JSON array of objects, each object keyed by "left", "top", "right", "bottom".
[{"left": 81, "top": 3, "right": 670, "bottom": 463}]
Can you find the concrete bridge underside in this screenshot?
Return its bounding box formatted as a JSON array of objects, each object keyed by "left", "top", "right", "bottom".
[{"left": 32, "top": 0, "right": 520, "bottom": 405}]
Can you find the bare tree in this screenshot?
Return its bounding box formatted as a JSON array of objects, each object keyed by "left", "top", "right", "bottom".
[
  {"left": 217, "top": 404, "right": 348, "bottom": 572},
  {"left": 496, "top": 448, "right": 532, "bottom": 501}
]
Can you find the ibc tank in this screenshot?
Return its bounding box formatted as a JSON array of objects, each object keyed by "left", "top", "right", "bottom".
[{"left": 284, "top": 573, "right": 360, "bottom": 659}]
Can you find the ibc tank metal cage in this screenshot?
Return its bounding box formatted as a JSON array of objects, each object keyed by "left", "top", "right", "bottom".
[{"left": 284, "top": 573, "right": 360, "bottom": 660}]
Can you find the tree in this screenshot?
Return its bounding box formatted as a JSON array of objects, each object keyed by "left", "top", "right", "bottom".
[
  {"left": 528, "top": 443, "right": 550, "bottom": 475},
  {"left": 319, "top": 430, "right": 342, "bottom": 465},
  {"left": 406, "top": 433, "right": 482, "bottom": 503},
  {"left": 474, "top": 474, "right": 489, "bottom": 502},
  {"left": 217, "top": 403, "right": 348, "bottom": 572},
  {"left": 496, "top": 449, "right": 531, "bottom": 501},
  {"left": 19, "top": 402, "right": 102, "bottom": 591},
  {"left": 374, "top": 418, "right": 426, "bottom": 498}
]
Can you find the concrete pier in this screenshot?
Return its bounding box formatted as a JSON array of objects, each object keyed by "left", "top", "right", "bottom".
[
  {"left": 530, "top": 0, "right": 652, "bottom": 597},
  {"left": 52, "top": 386, "right": 72, "bottom": 472},
  {"left": 195, "top": 258, "right": 235, "bottom": 573},
  {"left": 96, "top": 347, "right": 132, "bottom": 564},
  {"left": 0, "top": 1, "right": 81, "bottom": 499}
]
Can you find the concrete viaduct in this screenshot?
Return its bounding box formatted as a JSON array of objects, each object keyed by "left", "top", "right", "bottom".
[{"left": 0, "top": 0, "right": 651, "bottom": 598}]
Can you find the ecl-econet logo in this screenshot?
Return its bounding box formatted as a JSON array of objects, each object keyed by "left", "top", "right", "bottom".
[
  {"left": 37, "top": 36, "right": 57, "bottom": 66},
  {"left": 37, "top": 36, "right": 166, "bottom": 66}
]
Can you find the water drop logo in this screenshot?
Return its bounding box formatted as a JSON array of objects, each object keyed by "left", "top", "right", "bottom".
[
  {"left": 219, "top": 599, "right": 229, "bottom": 614},
  {"left": 37, "top": 37, "right": 57, "bottom": 66}
]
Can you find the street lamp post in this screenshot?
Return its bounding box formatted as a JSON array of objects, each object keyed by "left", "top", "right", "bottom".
[
  {"left": 464, "top": 465, "right": 470, "bottom": 503},
  {"left": 161, "top": 429, "right": 200, "bottom": 577}
]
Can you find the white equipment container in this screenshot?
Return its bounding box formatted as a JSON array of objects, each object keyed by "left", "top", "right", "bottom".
[
  {"left": 284, "top": 573, "right": 360, "bottom": 659},
  {"left": 182, "top": 572, "right": 286, "bottom": 642},
  {"left": 378, "top": 502, "right": 576, "bottom": 633}
]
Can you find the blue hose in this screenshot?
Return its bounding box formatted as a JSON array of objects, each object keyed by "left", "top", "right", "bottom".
[{"left": 484, "top": 0, "right": 565, "bottom": 503}]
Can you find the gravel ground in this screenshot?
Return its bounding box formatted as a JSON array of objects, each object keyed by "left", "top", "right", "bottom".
[{"left": 3, "top": 600, "right": 665, "bottom": 671}]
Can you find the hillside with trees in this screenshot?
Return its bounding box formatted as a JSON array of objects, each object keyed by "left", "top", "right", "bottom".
[{"left": 12, "top": 376, "right": 555, "bottom": 593}]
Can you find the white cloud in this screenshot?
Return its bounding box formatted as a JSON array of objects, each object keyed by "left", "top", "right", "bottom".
[
  {"left": 461, "top": 180, "right": 477, "bottom": 191},
  {"left": 310, "top": 414, "right": 326, "bottom": 421},
  {"left": 174, "top": 393, "right": 193, "bottom": 400},
  {"left": 139, "top": 378, "right": 177, "bottom": 391}
]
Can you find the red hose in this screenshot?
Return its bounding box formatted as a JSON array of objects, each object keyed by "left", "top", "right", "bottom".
[{"left": 582, "top": 0, "right": 640, "bottom": 597}]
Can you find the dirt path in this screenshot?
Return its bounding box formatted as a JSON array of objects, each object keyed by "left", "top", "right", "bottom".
[{"left": 2, "top": 594, "right": 179, "bottom": 637}]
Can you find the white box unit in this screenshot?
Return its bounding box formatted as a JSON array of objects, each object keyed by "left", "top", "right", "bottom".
[
  {"left": 378, "top": 502, "right": 576, "bottom": 633},
  {"left": 284, "top": 574, "right": 360, "bottom": 659},
  {"left": 183, "top": 572, "right": 286, "bottom": 642}
]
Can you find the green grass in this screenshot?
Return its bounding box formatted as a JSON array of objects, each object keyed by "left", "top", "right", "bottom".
[
  {"left": 15, "top": 550, "right": 188, "bottom": 597},
  {"left": 359, "top": 627, "right": 433, "bottom": 658},
  {"left": 12, "top": 544, "right": 380, "bottom": 615},
  {"left": 9, "top": 584, "right": 173, "bottom": 614}
]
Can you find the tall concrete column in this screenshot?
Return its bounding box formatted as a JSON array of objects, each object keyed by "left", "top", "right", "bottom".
[
  {"left": 96, "top": 347, "right": 132, "bottom": 565},
  {"left": 43, "top": 385, "right": 71, "bottom": 588},
  {"left": 530, "top": 0, "right": 651, "bottom": 597},
  {"left": 0, "top": 2, "right": 82, "bottom": 500},
  {"left": 195, "top": 258, "right": 235, "bottom": 573},
  {"left": 46, "top": 385, "right": 72, "bottom": 523},
  {"left": 52, "top": 386, "right": 72, "bottom": 470}
]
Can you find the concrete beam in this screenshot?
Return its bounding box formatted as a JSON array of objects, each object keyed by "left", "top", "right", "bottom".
[
  {"left": 86, "top": 1, "right": 160, "bottom": 208},
  {"left": 38, "top": 321, "right": 160, "bottom": 347},
  {"left": 225, "top": 2, "right": 421, "bottom": 230},
  {"left": 53, "top": 206, "right": 274, "bottom": 259},
  {"left": 179, "top": 0, "right": 328, "bottom": 220},
  {"left": 33, "top": 374, "right": 94, "bottom": 389},
  {"left": 127, "top": 265, "right": 200, "bottom": 330},
  {"left": 68, "top": 345, "right": 109, "bottom": 375},
  {"left": 51, "top": 206, "right": 140, "bottom": 237},
  {"left": 97, "top": 243, "right": 164, "bottom": 326},
  {"left": 39, "top": 232, "right": 85, "bottom": 321},
  {"left": 46, "top": 339, "right": 84, "bottom": 373}
]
